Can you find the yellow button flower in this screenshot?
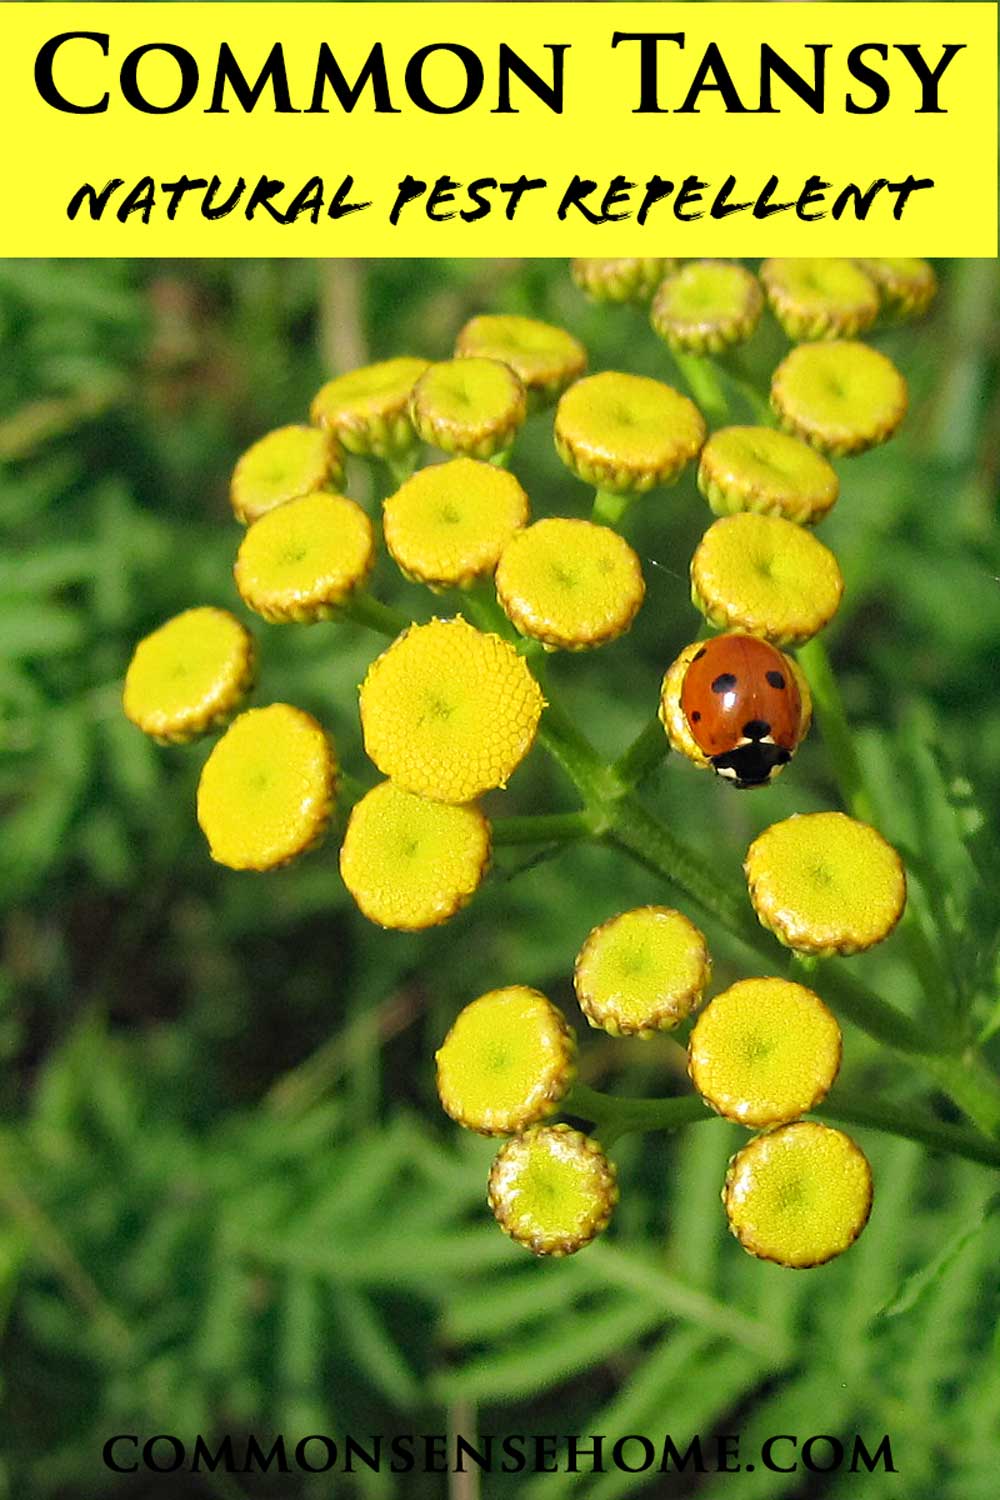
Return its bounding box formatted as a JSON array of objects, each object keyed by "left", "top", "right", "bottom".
[
  {"left": 488, "top": 1124, "right": 618, "bottom": 1256},
  {"left": 856, "top": 258, "right": 937, "bottom": 319},
  {"left": 454, "top": 314, "right": 587, "bottom": 408},
  {"left": 761, "top": 259, "right": 879, "bottom": 342},
  {"left": 234, "top": 491, "right": 375, "bottom": 623},
  {"left": 383, "top": 458, "right": 529, "bottom": 592},
  {"left": 574, "top": 906, "right": 710, "bottom": 1036},
  {"left": 339, "top": 780, "right": 490, "bottom": 931},
  {"left": 658, "top": 639, "right": 812, "bottom": 774},
  {"left": 571, "top": 257, "right": 675, "bottom": 304},
  {"left": 229, "top": 425, "right": 344, "bottom": 526},
  {"left": 495, "top": 518, "right": 645, "bottom": 651},
  {"left": 651, "top": 260, "right": 764, "bottom": 355},
  {"left": 688, "top": 978, "right": 842, "bottom": 1128},
  {"left": 435, "top": 986, "right": 576, "bottom": 1135},
  {"left": 310, "top": 356, "right": 431, "bottom": 457},
  {"left": 697, "top": 425, "right": 839, "bottom": 526},
  {"left": 409, "top": 358, "right": 527, "bottom": 460},
  {"left": 359, "top": 617, "right": 545, "bottom": 804},
  {"left": 723, "top": 1121, "right": 873, "bottom": 1267},
  {"left": 555, "top": 371, "right": 707, "bottom": 496},
  {"left": 196, "top": 703, "right": 337, "bottom": 870},
  {"left": 691, "top": 513, "right": 844, "bottom": 647},
  {"left": 123, "top": 607, "right": 256, "bottom": 744},
  {"left": 745, "top": 811, "right": 906, "bottom": 955},
  {"left": 771, "top": 340, "right": 908, "bottom": 456}
]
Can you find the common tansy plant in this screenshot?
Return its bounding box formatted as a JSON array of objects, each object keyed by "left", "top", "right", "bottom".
[{"left": 125, "top": 258, "right": 1000, "bottom": 1271}]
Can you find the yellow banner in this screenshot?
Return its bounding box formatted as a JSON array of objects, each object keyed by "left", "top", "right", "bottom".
[{"left": 3, "top": 3, "right": 997, "bottom": 255}]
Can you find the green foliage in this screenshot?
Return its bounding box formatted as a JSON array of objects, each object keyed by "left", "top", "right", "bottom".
[{"left": 2, "top": 256, "right": 1000, "bottom": 1497}]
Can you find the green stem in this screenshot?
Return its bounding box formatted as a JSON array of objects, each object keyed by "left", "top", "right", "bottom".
[
  {"left": 669, "top": 351, "right": 731, "bottom": 428},
  {"left": 383, "top": 448, "right": 420, "bottom": 490},
  {"left": 491, "top": 811, "right": 597, "bottom": 847},
  {"left": 343, "top": 593, "right": 409, "bottom": 638},
  {"left": 561, "top": 1082, "right": 1000, "bottom": 1171},
  {"left": 796, "top": 635, "right": 876, "bottom": 824},
  {"left": 591, "top": 487, "right": 636, "bottom": 528},
  {"left": 715, "top": 351, "right": 775, "bottom": 425},
  {"left": 613, "top": 716, "right": 669, "bottom": 789}
]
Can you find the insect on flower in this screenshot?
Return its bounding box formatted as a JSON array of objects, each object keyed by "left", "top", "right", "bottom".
[{"left": 680, "top": 634, "right": 806, "bottom": 788}]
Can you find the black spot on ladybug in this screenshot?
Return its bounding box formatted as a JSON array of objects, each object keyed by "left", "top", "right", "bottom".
[
  {"left": 711, "top": 672, "right": 737, "bottom": 695},
  {"left": 766, "top": 670, "right": 786, "bottom": 690},
  {"left": 693, "top": 648, "right": 707, "bottom": 661},
  {"left": 691, "top": 710, "right": 701, "bottom": 722},
  {"left": 742, "top": 719, "right": 771, "bottom": 742}
]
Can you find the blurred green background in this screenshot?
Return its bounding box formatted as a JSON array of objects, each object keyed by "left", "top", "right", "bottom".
[{"left": 1, "top": 257, "right": 999, "bottom": 1499}]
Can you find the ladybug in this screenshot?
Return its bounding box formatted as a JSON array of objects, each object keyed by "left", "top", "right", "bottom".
[{"left": 680, "top": 634, "right": 803, "bottom": 788}]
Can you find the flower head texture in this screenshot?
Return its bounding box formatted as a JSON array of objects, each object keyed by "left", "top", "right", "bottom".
[
  {"left": 359, "top": 617, "right": 544, "bottom": 803},
  {"left": 234, "top": 491, "right": 375, "bottom": 623},
  {"left": 196, "top": 703, "right": 337, "bottom": 870},
  {"left": 690, "top": 513, "right": 844, "bottom": 647},
  {"left": 123, "top": 607, "right": 256, "bottom": 744},
  {"left": 409, "top": 358, "right": 526, "bottom": 460},
  {"left": 435, "top": 986, "right": 575, "bottom": 1135},
  {"left": 761, "top": 259, "right": 879, "bottom": 341},
  {"left": 745, "top": 811, "right": 907, "bottom": 955},
  {"left": 571, "top": 258, "right": 675, "bottom": 304},
  {"left": 339, "top": 780, "right": 490, "bottom": 930},
  {"left": 697, "top": 426, "right": 839, "bottom": 526},
  {"left": 771, "top": 341, "right": 908, "bottom": 456},
  {"left": 856, "top": 258, "right": 937, "bottom": 319},
  {"left": 488, "top": 1124, "right": 618, "bottom": 1256},
  {"left": 383, "top": 458, "right": 529, "bottom": 591},
  {"left": 454, "top": 314, "right": 586, "bottom": 408},
  {"left": 310, "top": 357, "right": 431, "bottom": 457},
  {"left": 723, "top": 1122, "right": 873, "bottom": 1268},
  {"left": 555, "top": 371, "right": 706, "bottom": 495},
  {"left": 230, "top": 425, "right": 344, "bottom": 525},
  {"left": 688, "top": 977, "right": 842, "bottom": 1128},
  {"left": 495, "top": 518, "right": 645, "bottom": 650},
  {"left": 574, "top": 906, "right": 710, "bottom": 1036},
  {"left": 651, "top": 261, "right": 764, "bottom": 355}
]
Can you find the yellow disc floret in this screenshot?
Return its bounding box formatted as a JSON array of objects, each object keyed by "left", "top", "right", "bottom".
[
  {"left": 310, "top": 357, "right": 431, "bottom": 457},
  {"left": 409, "top": 358, "right": 527, "bottom": 460},
  {"left": 856, "top": 258, "right": 937, "bottom": 319},
  {"left": 435, "top": 986, "right": 576, "bottom": 1135},
  {"left": 571, "top": 258, "right": 675, "bottom": 304},
  {"left": 761, "top": 259, "right": 879, "bottom": 341},
  {"left": 697, "top": 426, "right": 839, "bottom": 526},
  {"left": 745, "top": 811, "right": 906, "bottom": 955},
  {"left": 488, "top": 1124, "right": 618, "bottom": 1256},
  {"left": 454, "top": 314, "right": 587, "bottom": 408},
  {"left": 495, "top": 518, "right": 645, "bottom": 651},
  {"left": 651, "top": 260, "right": 764, "bottom": 355},
  {"left": 658, "top": 639, "right": 812, "bottom": 772},
  {"left": 690, "top": 513, "right": 844, "bottom": 647},
  {"left": 123, "top": 607, "right": 256, "bottom": 744},
  {"left": 230, "top": 425, "right": 344, "bottom": 526},
  {"left": 688, "top": 977, "right": 842, "bottom": 1128},
  {"left": 359, "top": 617, "right": 545, "bottom": 803},
  {"left": 234, "top": 491, "right": 375, "bottom": 623},
  {"left": 555, "top": 371, "right": 707, "bottom": 495},
  {"left": 574, "top": 906, "right": 711, "bottom": 1036},
  {"left": 771, "top": 340, "right": 908, "bottom": 456},
  {"left": 723, "top": 1121, "right": 873, "bottom": 1268},
  {"left": 196, "top": 703, "right": 337, "bottom": 870},
  {"left": 340, "top": 780, "right": 490, "bottom": 931},
  {"left": 383, "top": 458, "right": 529, "bottom": 591}
]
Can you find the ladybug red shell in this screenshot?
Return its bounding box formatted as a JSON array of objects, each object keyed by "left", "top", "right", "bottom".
[{"left": 681, "top": 634, "right": 803, "bottom": 788}]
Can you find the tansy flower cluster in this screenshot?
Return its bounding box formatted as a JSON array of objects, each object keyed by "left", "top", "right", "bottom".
[{"left": 123, "top": 257, "right": 935, "bottom": 1267}]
